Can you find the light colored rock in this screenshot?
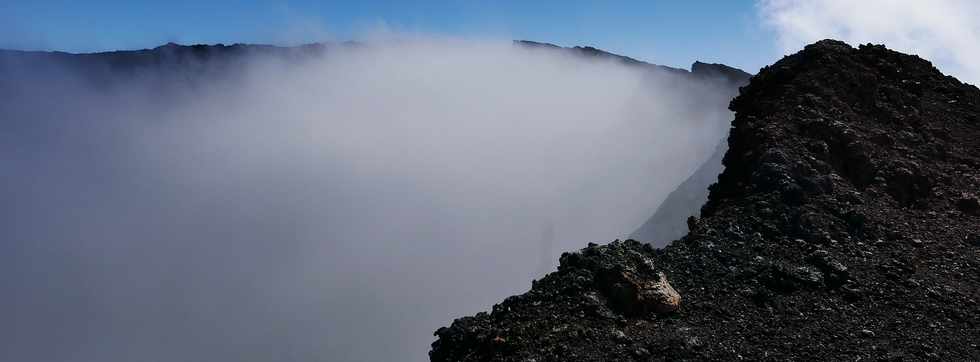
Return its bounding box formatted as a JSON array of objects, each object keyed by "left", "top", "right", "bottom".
[
  {"left": 612, "top": 271, "right": 681, "bottom": 314},
  {"left": 639, "top": 272, "right": 682, "bottom": 313}
]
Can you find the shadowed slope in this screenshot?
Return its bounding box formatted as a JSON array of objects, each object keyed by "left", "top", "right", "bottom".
[{"left": 630, "top": 138, "right": 726, "bottom": 247}]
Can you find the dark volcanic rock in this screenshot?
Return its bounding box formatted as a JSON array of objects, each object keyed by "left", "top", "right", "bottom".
[{"left": 431, "top": 40, "right": 980, "bottom": 361}]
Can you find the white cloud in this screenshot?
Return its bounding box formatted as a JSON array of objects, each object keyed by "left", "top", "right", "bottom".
[
  {"left": 759, "top": 0, "right": 980, "bottom": 84},
  {"left": 1, "top": 39, "right": 736, "bottom": 362}
]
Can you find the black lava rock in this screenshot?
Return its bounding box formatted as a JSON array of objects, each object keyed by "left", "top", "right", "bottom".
[{"left": 431, "top": 40, "right": 980, "bottom": 361}]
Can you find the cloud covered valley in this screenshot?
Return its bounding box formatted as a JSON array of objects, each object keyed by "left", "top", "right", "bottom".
[{"left": 0, "top": 39, "right": 738, "bottom": 361}]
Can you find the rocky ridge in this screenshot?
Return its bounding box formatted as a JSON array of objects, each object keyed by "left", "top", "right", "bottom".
[
  {"left": 430, "top": 40, "right": 980, "bottom": 361},
  {"left": 514, "top": 40, "right": 751, "bottom": 83},
  {"left": 1, "top": 40, "right": 748, "bottom": 95}
]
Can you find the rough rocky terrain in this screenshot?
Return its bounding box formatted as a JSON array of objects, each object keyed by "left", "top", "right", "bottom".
[{"left": 431, "top": 40, "right": 980, "bottom": 361}]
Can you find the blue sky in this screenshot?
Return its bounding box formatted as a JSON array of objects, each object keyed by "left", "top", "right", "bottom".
[{"left": 1, "top": 0, "right": 780, "bottom": 72}]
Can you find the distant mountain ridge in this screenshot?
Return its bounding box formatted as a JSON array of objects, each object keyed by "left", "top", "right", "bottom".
[
  {"left": 514, "top": 40, "right": 751, "bottom": 83},
  {"left": 1, "top": 40, "right": 750, "bottom": 86}
]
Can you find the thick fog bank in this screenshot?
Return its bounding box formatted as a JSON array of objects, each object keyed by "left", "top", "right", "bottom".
[{"left": 1, "top": 40, "right": 735, "bottom": 361}]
